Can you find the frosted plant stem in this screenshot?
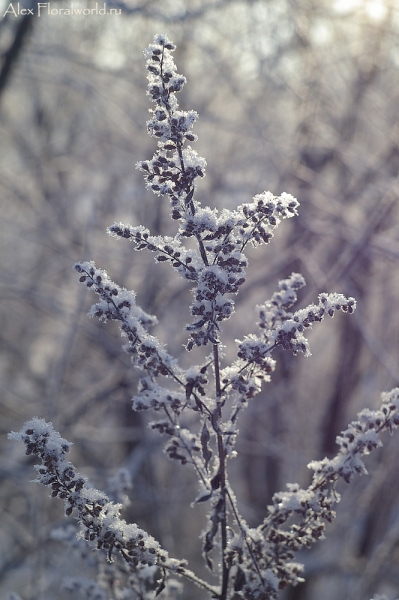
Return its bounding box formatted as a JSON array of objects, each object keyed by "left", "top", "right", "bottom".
[
  {"left": 218, "top": 437, "right": 228, "bottom": 600},
  {"left": 213, "top": 344, "right": 222, "bottom": 402},
  {"left": 163, "top": 406, "right": 209, "bottom": 487},
  {"left": 13, "top": 34, "right": 390, "bottom": 600},
  {"left": 226, "top": 487, "right": 265, "bottom": 589},
  {"left": 174, "top": 566, "right": 220, "bottom": 597},
  {"left": 213, "top": 343, "right": 229, "bottom": 600},
  {"left": 196, "top": 232, "right": 209, "bottom": 266}
]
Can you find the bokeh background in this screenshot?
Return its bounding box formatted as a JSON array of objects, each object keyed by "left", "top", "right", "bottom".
[{"left": 1, "top": 0, "right": 399, "bottom": 598}]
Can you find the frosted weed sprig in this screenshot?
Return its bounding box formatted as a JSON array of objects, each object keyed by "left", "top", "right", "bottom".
[{"left": 9, "top": 34, "right": 399, "bottom": 600}]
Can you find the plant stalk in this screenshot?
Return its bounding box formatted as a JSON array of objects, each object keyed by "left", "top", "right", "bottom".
[{"left": 213, "top": 343, "right": 229, "bottom": 600}]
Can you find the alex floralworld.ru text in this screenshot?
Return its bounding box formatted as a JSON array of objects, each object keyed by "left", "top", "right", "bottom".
[{"left": 2, "top": 3, "right": 121, "bottom": 17}]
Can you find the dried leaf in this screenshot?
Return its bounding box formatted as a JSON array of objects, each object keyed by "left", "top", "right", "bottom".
[{"left": 201, "top": 422, "right": 212, "bottom": 470}]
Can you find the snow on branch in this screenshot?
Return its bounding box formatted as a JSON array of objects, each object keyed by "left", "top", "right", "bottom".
[
  {"left": 8, "top": 418, "right": 218, "bottom": 597},
  {"left": 9, "top": 33, "right": 396, "bottom": 600},
  {"left": 8, "top": 419, "right": 173, "bottom": 568},
  {"left": 224, "top": 388, "right": 399, "bottom": 598}
]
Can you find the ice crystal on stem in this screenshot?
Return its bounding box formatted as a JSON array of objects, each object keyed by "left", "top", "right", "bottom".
[{"left": 9, "top": 33, "right": 399, "bottom": 600}]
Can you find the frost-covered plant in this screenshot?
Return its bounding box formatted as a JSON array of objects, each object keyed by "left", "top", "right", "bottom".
[{"left": 9, "top": 34, "right": 399, "bottom": 600}]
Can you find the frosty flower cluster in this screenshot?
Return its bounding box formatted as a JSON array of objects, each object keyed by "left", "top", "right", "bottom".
[
  {"left": 10, "top": 34, "right": 397, "bottom": 600},
  {"left": 309, "top": 387, "right": 399, "bottom": 483},
  {"left": 256, "top": 272, "right": 356, "bottom": 356},
  {"left": 51, "top": 499, "right": 183, "bottom": 599},
  {"left": 12, "top": 386, "right": 399, "bottom": 600},
  {"left": 74, "top": 261, "right": 180, "bottom": 379},
  {"left": 127, "top": 34, "right": 302, "bottom": 349},
  {"left": 8, "top": 419, "right": 183, "bottom": 571},
  {"left": 137, "top": 34, "right": 205, "bottom": 211},
  {"left": 109, "top": 190, "right": 300, "bottom": 350},
  {"left": 223, "top": 388, "right": 399, "bottom": 597},
  {"left": 218, "top": 274, "right": 355, "bottom": 418}
]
